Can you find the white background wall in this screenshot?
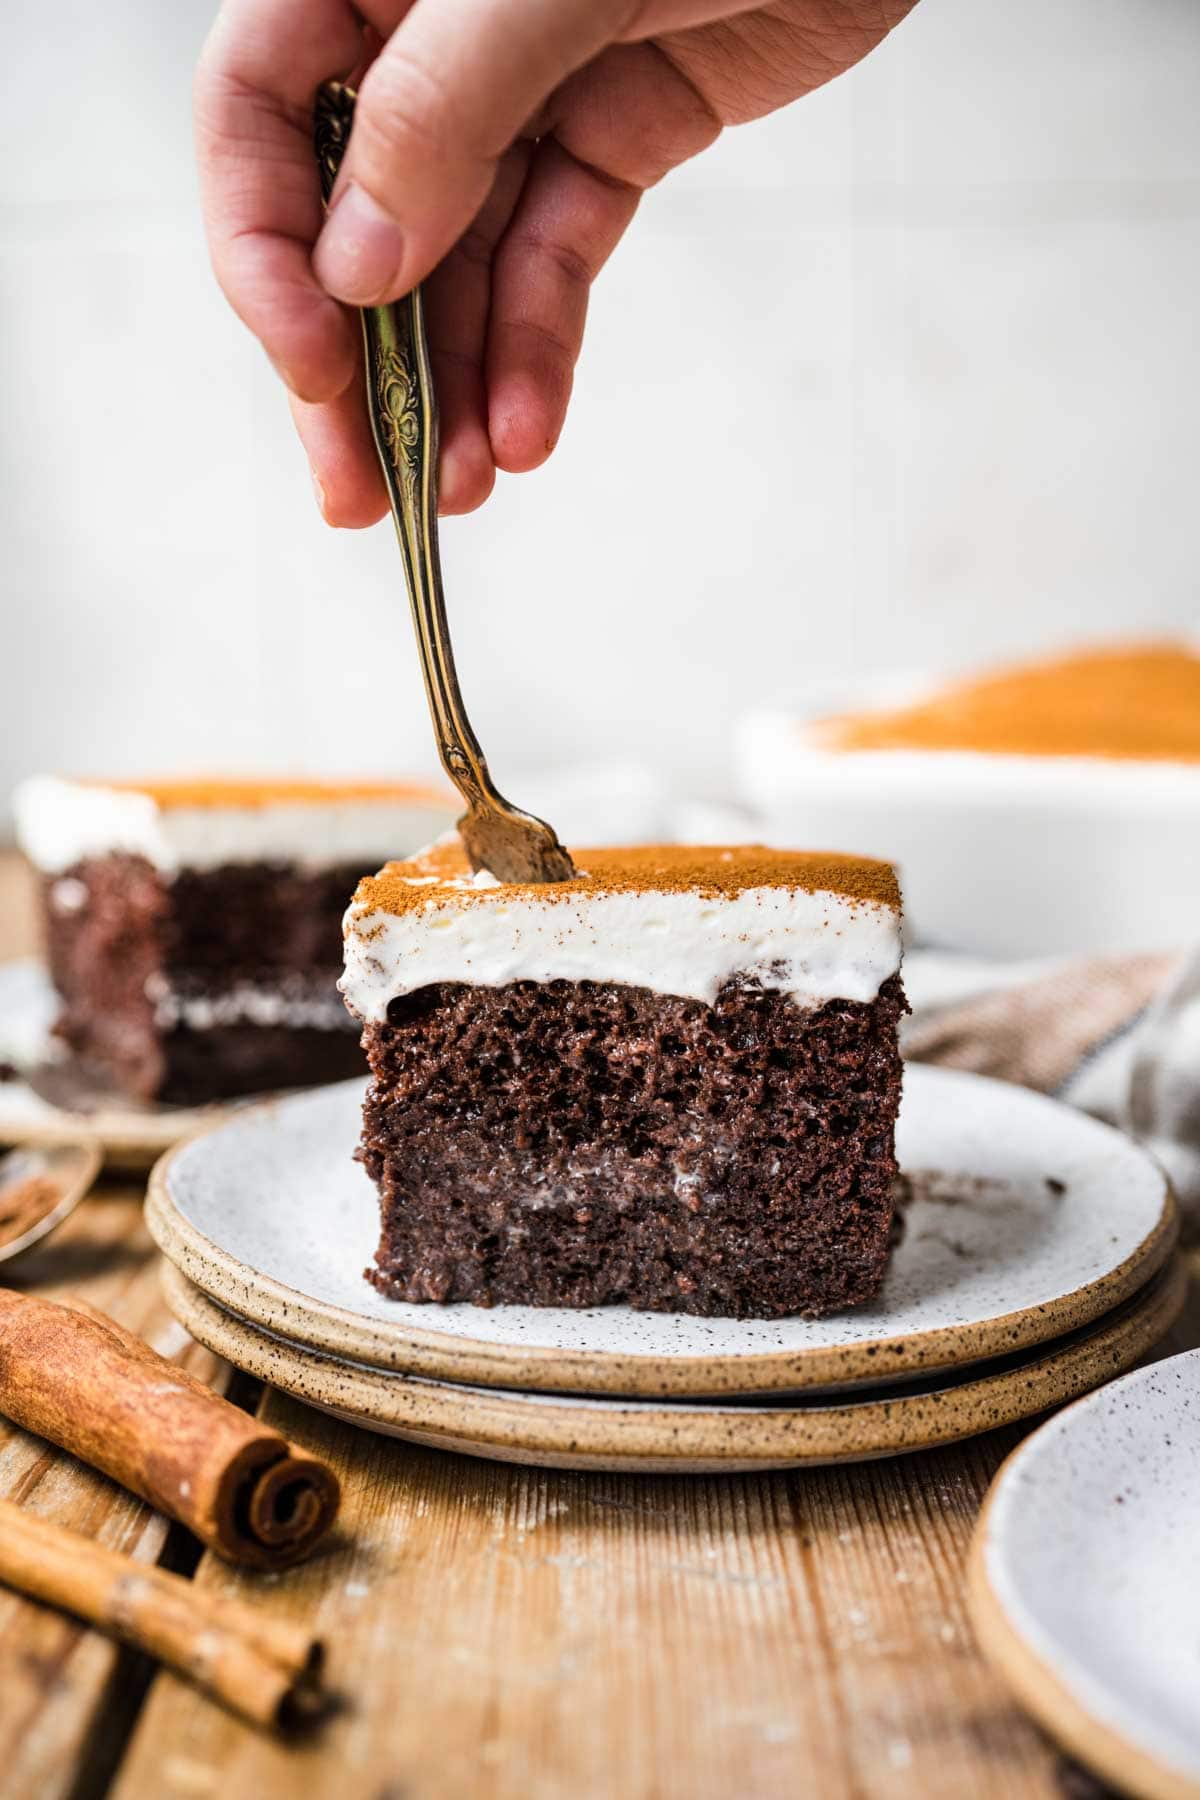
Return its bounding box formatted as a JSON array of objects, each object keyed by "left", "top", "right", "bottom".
[{"left": 2, "top": 0, "right": 1198, "bottom": 825}]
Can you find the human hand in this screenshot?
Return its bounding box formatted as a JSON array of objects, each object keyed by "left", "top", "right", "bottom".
[{"left": 196, "top": 1, "right": 915, "bottom": 525}]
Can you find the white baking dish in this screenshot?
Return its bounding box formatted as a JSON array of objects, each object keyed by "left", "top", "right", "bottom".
[{"left": 737, "top": 678, "right": 1200, "bottom": 958}]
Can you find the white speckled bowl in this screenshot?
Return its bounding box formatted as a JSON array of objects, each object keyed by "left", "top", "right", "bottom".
[
  {"left": 970, "top": 1348, "right": 1200, "bottom": 1800},
  {"left": 146, "top": 1065, "right": 1176, "bottom": 1399}
]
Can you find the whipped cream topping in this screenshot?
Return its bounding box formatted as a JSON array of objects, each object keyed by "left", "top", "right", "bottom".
[
  {"left": 341, "top": 848, "right": 903, "bottom": 1023},
  {"left": 13, "top": 776, "right": 457, "bottom": 874}
]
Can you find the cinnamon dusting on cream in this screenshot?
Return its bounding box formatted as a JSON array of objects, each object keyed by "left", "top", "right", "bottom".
[
  {"left": 812, "top": 642, "right": 1200, "bottom": 762},
  {"left": 352, "top": 842, "right": 901, "bottom": 921}
]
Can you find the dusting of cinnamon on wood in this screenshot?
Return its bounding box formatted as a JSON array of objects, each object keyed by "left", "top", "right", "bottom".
[{"left": 812, "top": 641, "right": 1200, "bottom": 761}]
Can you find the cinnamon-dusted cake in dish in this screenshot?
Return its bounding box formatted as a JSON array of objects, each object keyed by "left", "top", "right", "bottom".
[
  {"left": 739, "top": 640, "right": 1200, "bottom": 958},
  {"left": 13, "top": 775, "right": 455, "bottom": 1105},
  {"left": 342, "top": 842, "right": 905, "bottom": 1319}
]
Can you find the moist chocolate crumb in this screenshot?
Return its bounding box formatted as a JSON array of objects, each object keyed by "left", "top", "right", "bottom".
[
  {"left": 41, "top": 854, "right": 363, "bottom": 1105},
  {"left": 360, "top": 973, "right": 906, "bottom": 1319}
]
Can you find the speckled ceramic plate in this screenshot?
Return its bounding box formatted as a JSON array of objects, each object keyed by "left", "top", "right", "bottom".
[
  {"left": 0, "top": 959, "right": 236, "bottom": 1168},
  {"left": 147, "top": 1066, "right": 1177, "bottom": 1399},
  {"left": 970, "top": 1347, "right": 1200, "bottom": 1800},
  {"left": 163, "top": 1257, "right": 1185, "bottom": 1472}
]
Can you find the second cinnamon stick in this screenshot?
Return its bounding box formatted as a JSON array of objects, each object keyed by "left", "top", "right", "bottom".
[
  {"left": 0, "top": 1499, "right": 327, "bottom": 1729},
  {"left": 0, "top": 1290, "right": 339, "bottom": 1568}
]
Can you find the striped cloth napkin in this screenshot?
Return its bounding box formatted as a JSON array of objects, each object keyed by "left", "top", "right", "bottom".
[{"left": 902, "top": 945, "right": 1200, "bottom": 1238}]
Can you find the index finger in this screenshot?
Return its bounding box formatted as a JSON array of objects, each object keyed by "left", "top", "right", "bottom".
[{"left": 195, "top": 0, "right": 381, "bottom": 400}]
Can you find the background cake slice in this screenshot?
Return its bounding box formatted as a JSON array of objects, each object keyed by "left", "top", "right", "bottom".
[
  {"left": 14, "top": 775, "right": 455, "bottom": 1105},
  {"left": 342, "top": 843, "right": 905, "bottom": 1320}
]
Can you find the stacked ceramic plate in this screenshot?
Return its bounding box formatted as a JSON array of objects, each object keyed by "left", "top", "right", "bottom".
[{"left": 147, "top": 1065, "right": 1184, "bottom": 1474}]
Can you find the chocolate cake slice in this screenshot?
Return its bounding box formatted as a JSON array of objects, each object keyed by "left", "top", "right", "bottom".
[
  {"left": 13, "top": 776, "right": 454, "bottom": 1105},
  {"left": 342, "top": 843, "right": 906, "bottom": 1319}
]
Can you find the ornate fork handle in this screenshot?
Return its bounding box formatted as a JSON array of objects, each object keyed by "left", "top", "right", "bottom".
[{"left": 314, "top": 82, "right": 575, "bottom": 883}]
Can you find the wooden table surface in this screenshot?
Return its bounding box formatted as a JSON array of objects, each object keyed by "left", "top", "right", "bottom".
[{"left": 2, "top": 850, "right": 1196, "bottom": 1800}]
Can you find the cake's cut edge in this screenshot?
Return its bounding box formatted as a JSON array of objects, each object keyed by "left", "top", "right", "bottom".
[{"left": 360, "top": 973, "right": 906, "bottom": 1319}]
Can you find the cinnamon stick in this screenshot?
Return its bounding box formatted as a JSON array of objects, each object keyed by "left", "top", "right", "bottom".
[
  {"left": 0, "top": 1499, "right": 327, "bottom": 1729},
  {"left": 0, "top": 1291, "right": 339, "bottom": 1568}
]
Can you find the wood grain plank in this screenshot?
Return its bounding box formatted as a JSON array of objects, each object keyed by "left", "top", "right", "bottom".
[
  {"left": 1, "top": 854, "right": 236, "bottom": 1796},
  {"left": 0, "top": 849, "right": 39, "bottom": 961},
  {"left": 114, "top": 1392, "right": 1066, "bottom": 1800},
  {"left": 118, "top": 1256, "right": 1197, "bottom": 1798},
  {"left": 7, "top": 839, "right": 1193, "bottom": 1800},
  {"left": 0, "top": 1189, "right": 226, "bottom": 1800}
]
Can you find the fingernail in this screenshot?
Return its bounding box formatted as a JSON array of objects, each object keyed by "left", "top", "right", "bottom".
[
  {"left": 314, "top": 181, "right": 405, "bottom": 304},
  {"left": 311, "top": 468, "right": 328, "bottom": 517}
]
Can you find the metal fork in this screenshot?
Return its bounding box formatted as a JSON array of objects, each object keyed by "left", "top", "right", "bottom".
[{"left": 314, "top": 80, "right": 576, "bottom": 884}]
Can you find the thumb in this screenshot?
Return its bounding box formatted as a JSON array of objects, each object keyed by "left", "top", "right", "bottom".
[{"left": 313, "top": 0, "right": 636, "bottom": 305}]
